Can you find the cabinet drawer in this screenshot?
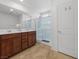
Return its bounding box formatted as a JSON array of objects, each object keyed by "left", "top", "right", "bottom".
[
  {"left": 22, "top": 42, "right": 28, "bottom": 49},
  {"left": 22, "top": 32, "right": 27, "bottom": 36},
  {"left": 28, "top": 31, "right": 36, "bottom": 35},
  {"left": 28, "top": 31, "right": 33, "bottom": 35},
  {"left": 28, "top": 38, "right": 35, "bottom": 47},
  {"left": 21, "top": 32, "right": 27, "bottom": 39},
  {"left": 22, "top": 36, "right": 27, "bottom": 39},
  {"left": 0, "top": 34, "right": 15, "bottom": 39},
  {"left": 22, "top": 38, "right": 28, "bottom": 42},
  {"left": 0, "top": 33, "right": 21, "bottom": 39},
  {"left": 14, "top": 33, "right": 21, "bottom": 37}
]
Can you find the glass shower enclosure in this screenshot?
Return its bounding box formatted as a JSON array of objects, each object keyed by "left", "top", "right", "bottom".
[{"left": 36, "top": 16, "right": 53, "bottom": 45}]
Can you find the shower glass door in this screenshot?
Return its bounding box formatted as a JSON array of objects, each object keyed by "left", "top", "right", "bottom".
[{"left": 36, "top": 16, "right": 53, "bottom": 43}]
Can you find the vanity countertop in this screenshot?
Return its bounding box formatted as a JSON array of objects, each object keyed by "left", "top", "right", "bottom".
[{"left": 0, "top": 29, "right": 36, "bottom": 35}]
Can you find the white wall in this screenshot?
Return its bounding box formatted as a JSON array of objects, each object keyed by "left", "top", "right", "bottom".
[
  {"left": 27, "top": 0, "right": 51, "bottom": 16},
  {"left": 73, "top": 0, "right": 78, "bottom": 57},
  {"left": 0, "top": 12, "right": 20, "bottom": 29},
  {"left": 51, "top": 0, "right": 78, "bottom": 57}
]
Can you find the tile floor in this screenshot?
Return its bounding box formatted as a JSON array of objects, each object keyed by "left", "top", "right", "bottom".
[{"left": 10, "top": 43, "right": 75, "bottom": 59}]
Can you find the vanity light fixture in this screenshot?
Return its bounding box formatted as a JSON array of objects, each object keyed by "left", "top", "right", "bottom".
[{"left": 20, "top": 0, "right": 24, "bottom": 2}]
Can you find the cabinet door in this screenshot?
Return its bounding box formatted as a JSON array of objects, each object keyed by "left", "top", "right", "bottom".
[
  {"left": 28, "top": 31, "right": 36, "bottom": 47},
  {"left": 32, "top": 32, "right": 36, "bottom": 45},
  {"left": 0, "top": 38, "right": 13, "bottom": 59},
  {"left": 13, "top": 34, "right": 21, "bottom": 54},
  {"left": 21, "top": 32, "right": 28, "bottom": 50}
]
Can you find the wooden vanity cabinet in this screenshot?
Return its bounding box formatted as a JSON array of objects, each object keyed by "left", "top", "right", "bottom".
[
  {"left": 28, "top": 31, "right": 36, "bottom": 47},
  {"left": 21, "top": 32, "right": 28, "bottom": 50},
  {"left": 0, "top": 31, "right": 36, "bottom": 59}
]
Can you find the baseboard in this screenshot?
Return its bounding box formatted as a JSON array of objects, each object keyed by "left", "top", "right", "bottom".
[
  {"left": 37, "top": 40, "right": 58, "bottom": 51},
  {"left": 58, "top": 51, "right": 77, "bottom": 59}
]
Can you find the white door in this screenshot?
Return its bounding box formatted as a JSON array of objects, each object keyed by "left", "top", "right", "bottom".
[{"left": 57, "top": 1, "right": 75, "bottom": 57}]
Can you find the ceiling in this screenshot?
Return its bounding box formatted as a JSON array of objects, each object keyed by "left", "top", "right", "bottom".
[{"left": 11, "top": 0, "right": 51, "bottom": 15}]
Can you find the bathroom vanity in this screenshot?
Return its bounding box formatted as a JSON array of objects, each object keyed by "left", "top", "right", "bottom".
[
  {"left": 0, "top": 31, "right": 36, "bottom": 59},
  {"left": 0, "top": 2, "right": 36, "bottom": 59}
]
